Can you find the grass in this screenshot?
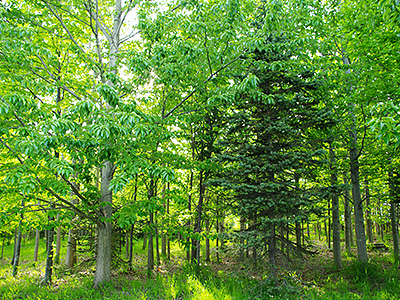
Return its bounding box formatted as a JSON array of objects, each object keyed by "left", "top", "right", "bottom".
[{"left": 1, "top": 236, "right": 400, "bottom": 299}]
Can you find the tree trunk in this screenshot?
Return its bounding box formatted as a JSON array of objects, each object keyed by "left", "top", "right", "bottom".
[
  {"left": 34, "top": 228, "right": 40, "bottom": 262},
  {"left": 128, "top": 224, "right": 134, "bottom": 270},
  {"left": 330, "top": 145, "right": 342, "bottom": 268},
  {"left": 142, "top": 233, "right": 147, "bottom": 250},
  {"left": 155, "top": 212, "right": 160, "bottom": 266},
  {"left": 147, "top": 212, "right": 154, "bottom": 275},
  {"left": 147, "top": 178, "right": 156, "bottom": 275},
  {"left": 1, "top": 233, "right": 5, "bottom": 260},
  {"left": 191, "top": 171, "right": 206, "bottom": 265},
  {"left": 349, "top": 102, "right": 368, "bottom": 263},
  {"left": 389, "top": 166, "right": 400, "bottom": 262},
  {"left": 268, "top": 222, "right": 276, "bottom": 265},
  {"left": 328, "top": 198, "right": 331, "bottom": 249},
  {"left": 295, "top": 221, "right": 302, "bottom": 249},
  {"left": 365, "top": 178, "right": 373, "bottom": 244},
  {"left": 344, "top": 175, "right": 352, "bottom": 255},
  {"left": 187, "top": 170, "right": 193, "bottom": 262},
  {"left": 205, "top": 218, "right": 210, "bottom": 262},
  {"left": 54, "top": 213, "right": 62, "bottom": 264},
  {"left": 12, "top": 198, "right": 24, "bottom": 277},
  {"left": 239, "top": 217, "right": 245, "bottom": 261},
  {"left": 93, "top": 160, "right": 114, "bottom": 288},
  {"left": 43, "top": 214, "right": 55, "bottom": 284},
  {"left": 12, "top": 226, "right": 22, "bottom": 277}
]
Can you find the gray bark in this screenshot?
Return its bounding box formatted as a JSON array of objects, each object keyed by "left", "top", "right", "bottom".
[
  {"left": 12, "top": 226, "right": 22, "bottom": 277},
  {"left": 365, "top": 178, "right": 373, "bottom": 243},
  {"left": 344, "top": 176, "right": 353, "bottom": 255},
  {"left": 93, "top": 160, "right": 114, "bottom": 288},
  {"left": 330, "top": 145, "right": 342, "bottom": 268},
  {"left": 268, "top": 223, "right": 276, "bottom": 265},
  {"left": 93, "top": 0, "right": 121, "bottom": 286},
  {"left": 349, "top": 103, "right": 368, "bottom": 263}
]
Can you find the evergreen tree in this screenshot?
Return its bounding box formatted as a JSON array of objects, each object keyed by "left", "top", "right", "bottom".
[{"left": 213, "top": 35, "right": 334, "bottom": 264}]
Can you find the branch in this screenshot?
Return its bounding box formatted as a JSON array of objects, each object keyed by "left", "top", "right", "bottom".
[
  {"left": 42, "top": 0, "right": 97, "bottom": 68},
  {"left": 43, "top": 184, "right": 101, "bottom": 226},
  {"left": 163, "top": 52, "right": 243, "bottom": 119},
  {"left": 356, "top": 104, "right": 367, "bottom": 160},
  {"left": 0, "top": 138, "right": 24, "bottom": 165}
]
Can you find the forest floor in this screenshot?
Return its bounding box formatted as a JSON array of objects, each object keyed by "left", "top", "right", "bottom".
[{"left": 0, "top": 239, "right": 400, "bottom": 299}]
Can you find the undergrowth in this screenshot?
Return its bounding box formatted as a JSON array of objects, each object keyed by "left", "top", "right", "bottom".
[{"left": 1, "top": 238, "right": 400, "bottom": 299}]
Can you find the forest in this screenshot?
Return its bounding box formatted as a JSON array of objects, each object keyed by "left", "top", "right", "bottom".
[{"left": 0, "top": 0, "right": 400, "bottom": 299}]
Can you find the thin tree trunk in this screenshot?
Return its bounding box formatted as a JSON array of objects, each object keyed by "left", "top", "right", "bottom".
[
  {"left": 239, "top": 217, "right": 245, "bottom": 261},
  {"left": 161, "top": 185, "right": 167, "bottom": 256},
  {"left": 344, "top": 177, "right": 353, "bottom": 255},
  {"left": 147, "top": 212, "right": 154, "bottom": 275},
  {"left": 142, "top": 233, "right": 147, "bottom": 250},
  {"left": 191, "top": 171, "right": 206, "bottom": 265},
  {"left": 43, "top": 206, "right": 55, "bottom": 284},
  {"left": 268, "top": 223, "right": 276, "bottom": 265},
  {"left": 155, "top": 212, "right": 160, "bottom": 266},
  {"left": 389, "top": 166, "right": 400, "bottom": 262},
  {"left": 365, "top": 178, "right": 373, "bottom": 244},
  {"left": 205, "top": 218, "right": 210, "bottom": 262},
  {"left": 187, "top": 170, "right": 193, "bottom": 262},
  {"left": 1, "top": 233, "right": 5, "bottom": 260},
  {"left": 12, "top": 198, "right": 24, "bottom": 277},
  {"left": 34, "top": 228, "right": 40, "bottom": 262},
  {"left": 128, "top": 224, "right": 134, "bottom": 270},
  {"left": 330, "top": 144, "right": 342, "bottom": 268},
  {"left": 54, "top": 213, "right": 62, "bottom": 264},
  {"left": 296, "top": 221, "right": 302, "bottom": 249},
  {"left": 147, "top": 177, "right": 156, "bottom": 275}
]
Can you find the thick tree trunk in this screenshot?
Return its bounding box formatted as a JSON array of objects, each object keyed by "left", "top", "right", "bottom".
[
  {"left": 349, "top": 105, "right": 368, "bottom": 263},
  {"left": 12, "top": 226, "right": 22, "bottom": 277},
  {"left": 93, "top": 160, "right": 114, "bottom": 288},
  {"left": 330, "top": 145, "right": 342, "bottom": 268}
]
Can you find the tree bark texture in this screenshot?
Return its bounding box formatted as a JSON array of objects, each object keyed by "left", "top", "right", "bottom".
[
  {"left": 330, "top": 145, "right": 342, "bottom": 268},
  {"left": 349, "top": 103, "right": 368, "bottom": 263},
  {"left": 365, "top": 178, "right": 373, "bottom": 243}
]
